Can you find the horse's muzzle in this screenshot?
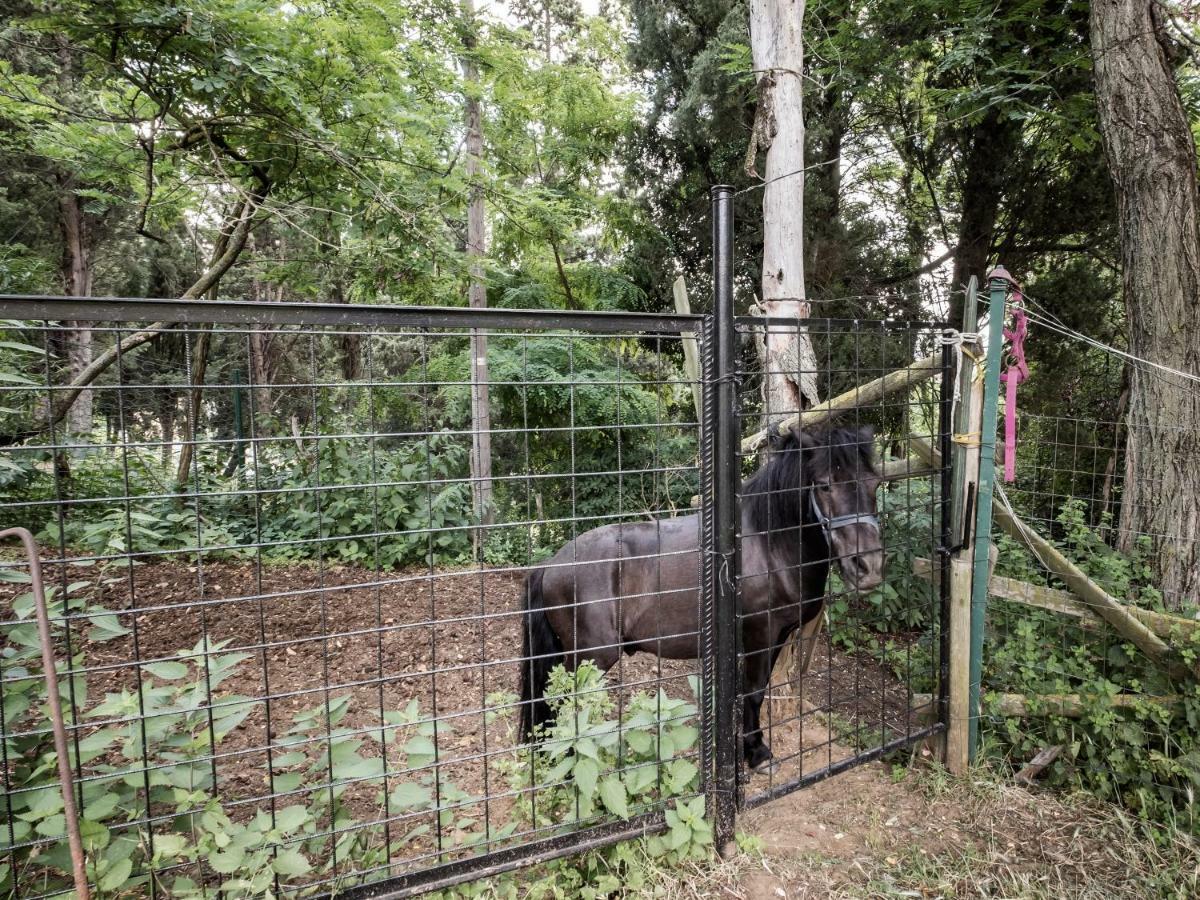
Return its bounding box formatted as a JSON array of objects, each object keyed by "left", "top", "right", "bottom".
[{"left": 838, "top": 546, "right": 884, "bottom": 593}]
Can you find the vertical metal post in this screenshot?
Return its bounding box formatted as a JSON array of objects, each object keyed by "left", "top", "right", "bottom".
[
  {"left": 945, "top": 279, "right": 982, "bottom": 773},
  {"left": 708, "top": 185, "right": 739, "bottom": 852},
  {"left": 967, "top": 269, "right": 1010, "bottom": 760}
]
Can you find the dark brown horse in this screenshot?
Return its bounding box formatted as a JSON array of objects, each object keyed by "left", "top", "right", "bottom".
[{"left": 518, "top": 426, "right": 883, "bottom": 770}]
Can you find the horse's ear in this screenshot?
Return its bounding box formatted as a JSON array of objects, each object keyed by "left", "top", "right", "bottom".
[
  {"left": 793, "top": 426, "right": 818, "bottom": 449},
  {"left": 766, "top": 421, "right": 786, "bottom": 449}
]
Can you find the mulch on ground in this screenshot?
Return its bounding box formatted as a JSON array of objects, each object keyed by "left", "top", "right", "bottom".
[{"left": 2, "top": 552, "right": 925, "bottom": 881}]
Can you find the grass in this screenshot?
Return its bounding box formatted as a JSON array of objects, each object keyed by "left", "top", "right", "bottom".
[{"left": 848, "top": 776, "right": 1200, "bottom": 898}]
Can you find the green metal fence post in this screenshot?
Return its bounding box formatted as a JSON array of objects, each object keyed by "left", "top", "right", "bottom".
[{"left": 967, "top": 268, "right": 1011, "bottom": 761}]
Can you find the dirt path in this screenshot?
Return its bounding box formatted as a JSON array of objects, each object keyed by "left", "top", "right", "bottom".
[{"left": 697, "top": 758, "right": 1200, "bottom": 899}]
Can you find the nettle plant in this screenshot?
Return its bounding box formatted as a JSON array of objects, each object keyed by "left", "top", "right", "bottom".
[
  {"left": 1, "top": 569, "right": 712, "bottom": 898},
  {"left": 494, "top": 664, "right": 712, "bottom": 899}
]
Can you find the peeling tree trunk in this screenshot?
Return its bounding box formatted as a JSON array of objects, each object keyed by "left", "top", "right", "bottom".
[
  {"left": 1092, "top": 0, "right": 1200, "bottom": 610},
  {"left": 54, "top": 36, "right": 95, "bottom": 444},
  {"left": 463, "top": 0, "right": 494, "bottom": 547},
  {"left": 750, "top": 0, "right": 820, "bottom": 417},
  {"left": 750, "top": 0, "right": 822, "bottom": 711}
]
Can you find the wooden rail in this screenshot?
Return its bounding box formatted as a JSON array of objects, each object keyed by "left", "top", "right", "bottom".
[
  {"left": 913, "top": 691, "right": 1180, "bottom": 719},
  {"left": 909, "top": 434, "right": 1196, "bottom": 681},
  {"left": 912, "top": 558, "right": 1200, "bottom": 641}
]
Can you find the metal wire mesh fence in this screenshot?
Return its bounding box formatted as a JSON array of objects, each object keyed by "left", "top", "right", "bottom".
[
  {"left": 978, "top": 404, "right": 1200, "bottom": 828},
  {"left": 731, "top": 318, "right": 952, "bottom": 808},
  {"left": 0, "top": 301, "right": 712, "bottom": 898},
  {"left": 0, "top": 291, "right": 956, "bottom": 896}
]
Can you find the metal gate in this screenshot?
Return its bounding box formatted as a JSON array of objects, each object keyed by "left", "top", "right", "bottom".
[
  {"left": 0, "top": 188, "right": 951, "bottom": 897},
  {"left": 705, "top": 187, "right": 954, "bottom": 826}
]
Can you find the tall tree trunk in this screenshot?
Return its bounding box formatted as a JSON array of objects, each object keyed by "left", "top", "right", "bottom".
[
  {"left": 58, "top": 183, "right": 94, "bottom": 440},
  {"left": 159, "top": 392, "right": 175, "bottom": 469},
  {"left": 750, "top": 0, "right": 822, "bottom": 714},
  {"left": 174, "top": 328, "right": 212, "bottom": 488},
  {"left": 948, "top": 109, "right": 1020, "bottom": 324},
  {"left": 750, "top": 0, "right": 820, "bottom": 416},
  {"left": 249, "top": 330, "right": 274, "bottom": 419},
  {"left": 463, "top": 0, "right": 494, "bottom": 543},
  {"left": 1091, "top": 0, "right": 1200, "bottom": 610},
  {"left": 54, "top": 36, "right": 95, "bottom": 443}
]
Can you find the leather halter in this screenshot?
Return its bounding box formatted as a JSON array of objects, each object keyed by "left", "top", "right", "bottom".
[{"left": 810, "top": 490, "right": 880, "bottom": 539}]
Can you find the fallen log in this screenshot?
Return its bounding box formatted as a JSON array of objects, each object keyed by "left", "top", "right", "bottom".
[
  {"left": 1015, "top": 745, "right": 1062, "bottom": 786},
  {"left": 908, "top": 436, "right": 1194, "bottom": 681},
  {"left": 741, "top": 352, "right": 943, "bottom": 453}
]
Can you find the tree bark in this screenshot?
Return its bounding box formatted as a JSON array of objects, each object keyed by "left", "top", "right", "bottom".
[
  {"left": 1091, "top": 0, "right": 1200, "bottom": 610},
  {"left": 948, "top": 109, "right": 1020, "bottom": 324},
  {"left": 58, "top": 181, "right": 95, "bottom": 441},
  {"left": 749, "top": 0, "right": 823, "bottom": 713},
  {"left": 750, "top": 0, "right": 820, "bottom": 416},
  {"left": 463, "top": 0, "right": 494, "bottom": 541}
]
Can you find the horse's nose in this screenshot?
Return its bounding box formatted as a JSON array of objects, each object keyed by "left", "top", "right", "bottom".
[{"left": 851, "top": 553, "right": 883, "bottom": 590}]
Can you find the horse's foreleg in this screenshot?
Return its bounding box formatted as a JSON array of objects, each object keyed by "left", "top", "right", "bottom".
[{"left": 741, "top": 639, "right": 773, "bottom": 771}]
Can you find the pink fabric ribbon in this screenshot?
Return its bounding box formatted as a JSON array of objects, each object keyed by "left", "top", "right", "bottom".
[{"left": 1000, "top": 291, "right": 1029, "bottom": 482}]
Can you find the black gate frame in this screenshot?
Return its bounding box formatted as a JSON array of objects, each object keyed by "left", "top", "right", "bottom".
[
  {"left": 0, "top": 185, "right": 951, "bottom": 896},
  {"left": 704, "top": 185, "right": 953, "bottom": 840}
]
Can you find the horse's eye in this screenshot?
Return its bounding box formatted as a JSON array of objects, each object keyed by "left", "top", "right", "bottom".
[{"left": 818, "top": 482, "right": 832, "bottom": 492}]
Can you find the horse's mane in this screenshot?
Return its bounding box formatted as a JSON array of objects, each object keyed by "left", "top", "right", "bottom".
[{"left": 743, "top": 426, "right": 876, "bottom": 533}]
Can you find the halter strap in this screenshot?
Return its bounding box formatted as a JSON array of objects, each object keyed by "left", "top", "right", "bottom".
[{"left": 810, "top": 490, "right": 880, "bottom": 537}]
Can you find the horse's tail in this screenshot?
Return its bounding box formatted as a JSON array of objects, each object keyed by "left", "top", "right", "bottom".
[{"left": 518, "top": 567, "right": 562, "bottom": 741}]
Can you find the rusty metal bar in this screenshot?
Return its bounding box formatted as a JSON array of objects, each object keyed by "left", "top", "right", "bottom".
[{"left": 0, "top": 527, "right": 91, "bottom": 900}]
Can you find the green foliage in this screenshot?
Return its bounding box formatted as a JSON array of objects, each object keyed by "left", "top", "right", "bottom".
[
  {"left": 983, "top": 499, "right": 1200, "bottom": 828},
  {"left": 2, "top": 574, "right": 712, "bottom": 898},
  {"left": 496, "top": 663, "right": 713, "bottom": 898},
  {"left": 829, "top": 474, "right": 939, "bottom": 660}
]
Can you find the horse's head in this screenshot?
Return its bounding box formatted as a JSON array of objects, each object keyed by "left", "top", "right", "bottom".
[{"left": 768, "top": 425, "right": 883, "bottom": 592}]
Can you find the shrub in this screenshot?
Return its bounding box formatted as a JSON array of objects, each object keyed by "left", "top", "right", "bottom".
[{"left": 983, "top": 499, "right": 1200, "bottom": 828}]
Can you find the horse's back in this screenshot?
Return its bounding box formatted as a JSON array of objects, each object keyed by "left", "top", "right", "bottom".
[{"left": 539, "top": 515, "right": 702, "bottom": 660}]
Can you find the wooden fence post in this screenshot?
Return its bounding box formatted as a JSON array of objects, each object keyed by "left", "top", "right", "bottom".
[
  {"left": 672, "top": 271, "right": 703, "bottom": 424},
  {"left": 945, "top": 277, "right": 981, "bottom": 774}
]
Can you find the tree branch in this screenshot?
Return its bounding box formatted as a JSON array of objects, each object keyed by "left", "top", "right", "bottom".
[{"left": 2, "top": 189, "right": 268, "bottom": 447}]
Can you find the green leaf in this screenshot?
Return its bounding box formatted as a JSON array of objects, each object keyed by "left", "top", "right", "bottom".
[
  {"left": 389, "top": 781, "right": 432, "bottom": 810},
  {"left": 573, "top": 756, "right": 599, "bottom": 799},
  {"left": 153, "top": 833, "right": 188, "bottom": 859},
  {"left": 272, "top": 847, "right": 311, "bottom": 877},
  {"left": 404, "top": 734, "right": 436, "bottom": 767},
  {"left": 79, "top": 819, "right": 110, "bottom": 852},
  {"left": 210, "top": 846, "right": 245, "bottom": 874},
  {"left": 98, "top": 858, "right": 133, "bottom": 892},
  {"left": 271, "top": 751, "right": 308, "bottom": 769},
  {"left": 273, "top": 805, "right": 309, "bottom": 834},
  {"left": 143, "top": 661, "right": 189, "bottom": 680},
  {"left": 668, "top": 759, "right": 699, "bottom": 792},
  {"left": 274, "top": 772, "right": 303, "bottom": 793},
  {"left": 598, "top": 775, "right": 629, "bottom": 818}
]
